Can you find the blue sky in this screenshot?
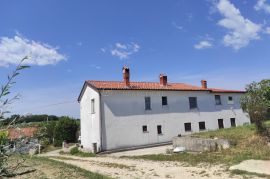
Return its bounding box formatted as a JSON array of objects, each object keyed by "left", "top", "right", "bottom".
[{"left": 0, "top": 0, "right": 270, "bottom": 118}]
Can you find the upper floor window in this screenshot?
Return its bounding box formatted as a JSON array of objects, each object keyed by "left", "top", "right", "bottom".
[
  {"left": 145, "top": 97, "right": 151, "bottom": 110},
  {"left": 215, "top": 95, "right": 222, "bottom": 105},
  {"left": 91, "top": 99, "right": 95, "bottom": 114},
  {"left": 189, "top": 97, "right": 198, "bottom": 109},
  {"left": 162, "top": 96, "right": 168, "bottom": 106},
  {"left": 228, "top": 96, "right": 234, "bottom": 104},
  {"left": 142, "top": 125, "right": 148, "bottom": 133}
]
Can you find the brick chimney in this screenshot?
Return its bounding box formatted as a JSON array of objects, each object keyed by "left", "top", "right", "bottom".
[
  {"left": 159, "top": 74, "right": 167, "bottom": 86},
  {"left": 122, "top": 66, "right": 130, "bottom": 86},
  {"left": 201, "top": 80, "right": 207, "bottom": 89}
]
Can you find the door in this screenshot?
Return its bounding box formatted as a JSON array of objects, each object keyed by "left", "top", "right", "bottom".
[
  {"left": 218, "top": 119, "right": 224, "bottom": 129},
  {"left": 230, "top": 118, "right": 236, "bottom": 127}
]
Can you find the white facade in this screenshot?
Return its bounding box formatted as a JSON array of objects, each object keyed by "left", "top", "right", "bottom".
[{"left": 79, "top": 86, "right": 250, "bottom": 152}]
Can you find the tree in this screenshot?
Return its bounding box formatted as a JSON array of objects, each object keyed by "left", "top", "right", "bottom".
[
  {"left": 0, "top": 57, "right": 30, "bottom": 176},
  {"left": 53, "top": 117, "right": 79, "bottom": 147},
  {"left": 241, "top": 79, "right": 270, "bottom": 136}
]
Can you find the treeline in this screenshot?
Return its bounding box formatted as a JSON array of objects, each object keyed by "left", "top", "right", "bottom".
[{"left": 0, "top": 114, "right": 79, "bottom": 126}]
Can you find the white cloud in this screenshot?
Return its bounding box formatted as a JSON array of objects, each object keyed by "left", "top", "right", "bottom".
[
  {"left": 255, "top": 0, "right": 270, "bottom": 14},
  {"left": 100, "top": 48, "right": 106, "bottom": 53},
  {"left": 172, "top": 21, "right": 183, "bottom": 30},
  {"left": 266, "top": 27, "right": 270, "bottom": 34},
  {"left": 90, "top": 64, "right": 101, "bottom": 70},
  {"left": 194, "top": 40, "right": 212, "bottom": 49},
  {"left": 0, "top": 34, "right": 66, "bottom": 67},
  {"left": 111, "top": 42, "right": 140, "bottom": 59},
  {"left": 217, "top": 0, "right": 261, "bottom": 50}
]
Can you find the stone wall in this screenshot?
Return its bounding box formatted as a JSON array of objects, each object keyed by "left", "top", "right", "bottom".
[{"left": 172, "top": 136, "right": 230, "bottom": 152}]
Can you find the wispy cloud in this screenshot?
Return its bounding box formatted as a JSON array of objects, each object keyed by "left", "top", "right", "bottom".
[
  {"left": 194, "top": 40, "right": 212, "bottom": 49},
  {"left": 216, "top": 0, "right": 261, "bottom": 50},
  {"left": 90, "top": 64, "right": 101, "bottom": 70},
  {"left": 76, "top": 42, "right": 82, "bottom": 46},
  {"left": 111, "top": 42, "right": 140, "bottom": 59},
  {"left": 0, "top": 34, "right": 66, "bottom": 67},
  {"left": 100, "top": 48, "right": 106, "bottom": 53},
  {"left": 266, "top": 27, "right": 270, "bottom": 34},
  {"left": 172, "top": 21, "right": 183, "bottom": 30},
  {"left": 255, "top": 0, "right": 270, "bottom": 14}
]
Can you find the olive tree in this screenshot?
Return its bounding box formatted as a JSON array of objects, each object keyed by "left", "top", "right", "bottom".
[
  {"left": 241, "top": 79, "right": 270, "bottom": 136},
  {"left": 0, "top": 56, "right": 29, "bottom": 176}
]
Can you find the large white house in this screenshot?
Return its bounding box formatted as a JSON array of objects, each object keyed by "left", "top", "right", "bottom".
[{"left": 78, "top": 67, "right": 250, "bottom": 153}]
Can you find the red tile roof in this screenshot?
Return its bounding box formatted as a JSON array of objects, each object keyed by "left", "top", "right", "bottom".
[
  {"left": 86, "top": 80, "right": 245, "bottom": 93},
  {"left": 7, "top": 127, "right": 38, "bottom": 140}
]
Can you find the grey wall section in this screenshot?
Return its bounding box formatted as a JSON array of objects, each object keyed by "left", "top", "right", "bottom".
[{"left": 100, "top": 90, "right": 250, "bottom": 151}]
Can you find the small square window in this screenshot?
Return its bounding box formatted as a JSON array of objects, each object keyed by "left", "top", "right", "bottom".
[
  {"left": 145, "top": 97, "right": 151, "bottom": 110},
  {"left": 162, "top": 96, "right": 168, "bottom": 106},
  {"left": 157, "top": 125, "right": 162, "bottom": 134},
  {"left": 199, "top": 122, "right": 206, "bottom": 130},
  {"left": 189, "top": 97, "right": 198, "bottom": 109},
  {"left": 142, "top": 125, "right": 148, "bottom": 132},
  {"left": 184, "top": 123, "right": 192, "bottom": 132},
  {"left": 228, "top": 96, "right": 233, "bottom": 101},
  {"left": 215, "top": 95, "right": 222, "bottom": 105}
]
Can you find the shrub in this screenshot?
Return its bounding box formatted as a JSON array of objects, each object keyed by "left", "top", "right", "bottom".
[{"left": 53, "top": 117, "right": 79, "bottom": 147}]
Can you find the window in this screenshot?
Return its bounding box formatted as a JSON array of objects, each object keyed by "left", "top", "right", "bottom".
[
  {"left": 162, "top": 96, "right": 168, "bottom": 106},
  {"left": 142, "top": 125, "right": 148, "bottom": 132},
  {"left": 184, "top": 123, "right": 192, "bottom": 132},
  {"left": 230, "top": 118, "right": 236, "bottom": 127},
  {"left": 189, "top": 97, "right": 198, "bottom": 109},
  {"left": 228, "top": 96, "right": 234, "bottom": 104},
  {"left": 218, "top": 119, "right": 224, "bottom": 129},
  {"left": 199, "top": 122, "right": 206, "bottom": 131},
  {"left": 91, "top": 99, "right": 95, "bottom": 113},
  {"left": 145, "top": 97, "right": 151, "bottom": 110},
  {"left": 157, "top": 125, "right": 162, "bottom": 134},
  {"left": 215, "top": 95, "right": 222, "bottom": 105}
]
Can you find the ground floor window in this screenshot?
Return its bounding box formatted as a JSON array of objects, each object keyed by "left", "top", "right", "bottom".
[
  {"left": 218, "top": 119, "right": 224, "bottom": 129},
  {"left": 199, "top": 121, "right": 206, "bottom": 130},
  {"left": 142, "top": 125, "right": 148, "bottom": 133},
  {"left": 157, "top": 125, "right": 162, "bottom": 134},
  {"left": 230, "top": 118, "right": 236, "bottom": 127},
  {"left": 184, "top": 123, "right": 192, "bottom": 132}
]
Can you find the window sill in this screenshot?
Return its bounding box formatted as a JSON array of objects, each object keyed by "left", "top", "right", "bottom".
[
  {"left": 157, "top": 133, "right": 163, "bottom": 136},
  {"left": 143, "top": 131, "right": 149, "bottom": 133},
  {"left": 199, "top": 129, "right": 206, "bottom": 131}
]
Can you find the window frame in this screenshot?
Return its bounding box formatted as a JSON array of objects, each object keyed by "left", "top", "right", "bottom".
[
  {"left": 145, "top": 96, "right": 151, "bottom": 110},
  {"left": 162, "top": 96, "right": 168, "bottom": 106},
  {"left": 230, "top": 118, "right": 236, "bottom": 127},
  {"left": 157, "top": 125, "right": 162, "bottom": 135},
  {"left": 228, "top": 96, "right": 234, "bottom": 104},
  {"left": 91, "top": 98, "right": 95, "bottom": 114},
  {"left": 215, "top": 95, "right": 222, "bottom": 105},
  {"left": 218, "top": 119, "right": 224, "bottom": 129},
  {"left": 184, "top": 122, "right": 192, "bottom": 132},
  {"left": 189, "top": 97, "right": 198, "bottom": 109},
  {"left": 142, "top": 125, "right": 148, "bottom": 133},
  {"left": 199, "top": 121, "right": 206, "bottom": 131}
]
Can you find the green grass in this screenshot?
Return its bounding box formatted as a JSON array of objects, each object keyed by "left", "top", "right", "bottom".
[
  {"left": 60, "top": 147, "right": 96, "bottom": 157},
  {"left": 8, "top": 155, "right": 111, "bottom": 179},
  {"left": 124, "top": 122, "right": 270, "bottom": 166}
]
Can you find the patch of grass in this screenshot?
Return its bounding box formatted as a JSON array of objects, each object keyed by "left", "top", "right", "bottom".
[
  {"left": 60, "top": 147, "right": 96, "bottom": 157},
  {"left": 125, "top": 123, "right": 270, "bottom": 166},
  {"left": 42, "top": 144, "right": 61, "bottom": 153},
  {"left": 230, "top": 169, "right": 270, "bottom": 179},
  {"left": 8, "top": 155, "right": 111, "bottom": 179}
]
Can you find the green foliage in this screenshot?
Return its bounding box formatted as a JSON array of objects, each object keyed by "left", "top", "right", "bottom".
[
  {"left": 53, "top": 117, "right": 79, "bottom": 146},
  {"left": 63, "top": 147, "right": 96, "bottom": 157},
  {"left": 128, "top": 123, "right": 270, "bottom": 166},
  {"left": 241, "top": 79, "right": 270, "bottom": 135}
]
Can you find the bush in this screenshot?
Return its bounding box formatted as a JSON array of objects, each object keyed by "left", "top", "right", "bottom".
[
  {"left": 65, "top": 147, "right": 95, "bottom": 157},
  {"left": 53, "top": 117, "right": 79, "bottom": 147}
]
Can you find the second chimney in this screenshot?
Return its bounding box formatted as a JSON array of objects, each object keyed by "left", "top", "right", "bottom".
[
  {"left": 123, "top": 66, "right": 130, "bottom": 86},
  {"left": 201, "top": 80, "right": 207, "bottom": 89},
  {"left": 160, "top": 74, "right": 167, "bottom": 86}
]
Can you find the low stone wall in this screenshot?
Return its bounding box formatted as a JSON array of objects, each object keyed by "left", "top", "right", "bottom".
[{"left": 172, "top": 136, "right": 230, "bottom": 152}]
